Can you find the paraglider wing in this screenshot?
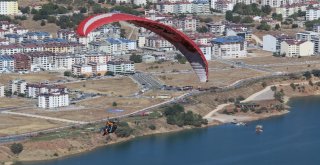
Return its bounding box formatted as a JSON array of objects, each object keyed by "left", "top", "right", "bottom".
[{"left": 77, "top": 13, "right": 208, "bottom": 82}]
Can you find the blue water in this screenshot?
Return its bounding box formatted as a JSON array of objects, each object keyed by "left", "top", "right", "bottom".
[{"left": 25, "top": 96, "right": 320, "bottom": 165}]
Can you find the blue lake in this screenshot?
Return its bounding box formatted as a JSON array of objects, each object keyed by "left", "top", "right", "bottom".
[{"left": 24, "top": 96, "right": 320, "bottom": 165}]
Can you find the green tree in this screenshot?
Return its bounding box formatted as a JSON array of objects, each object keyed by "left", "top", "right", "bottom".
[
  {"left": 80, "top": 7, "right": 87, "bottom": 13},
  {"left": 304, "top": 71, "right": 312, "bottom": 80},
  {"left": 225, "top": 10, "right": 233, "bottom": 21},
  {"left": 292, "top": 24, "right": 298, "bottom": 28},
  {"left": 261, "top": 5, "right": 272, "bottom": 15},
  {"left": 64, "top": 71, "right": 72, "bottom": 77},
  {"left": 175, "top": 54, "right": 187, "bottom": 64},
  {"left": 129, "top": 54, "right": 142, "bottom": 63},
  {"left": 10, "top": 143, "right": 23, "bottom": 155},
  {"left": 105, "top": 71, "right": 114, "bottom": 76},
  {"left": 275, "top": 24, "right": 280, "bottom": 30},
  {"left": 40, "top": 20, "right": 46, "bottom": 26},
  {"left": 257, "top": 21, "right": 271, "bottom": 31},
  {"left": 115, "top": 122, "right": 133, "bottom": 137},
  {"left": 196, "top": 26, "right": 209, "bottom": 33},
  {"left": 112, "top": 102, "right": 117, "bottom": 107}
]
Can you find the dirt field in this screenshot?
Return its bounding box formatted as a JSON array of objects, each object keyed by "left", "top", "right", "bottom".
[
  {"left": 234, "top": 55, "right": 320, "bottom": 66},
  {"left": 20, "top": 17, "right": 60, "bottom": 36},
  {"left": 158, "top": 68, "right": 267, "bottom": 88},
  {"left": 65, "top": 77, "right": 139, "bottom": 96},
  {"left": 136, "top": 61, "right": 231, "bottom": 73},
  {"left": 0, "top": 114, "right": 65, "bottom": 136},
  {"left": 20, "top": 96, "right": 165, "bottom": 121},
  {"left": 0, "top": 97, "right": 35, "bottom": 108},
  {"left": 0, "top": 72, "right": 65, "bottom": 84}
]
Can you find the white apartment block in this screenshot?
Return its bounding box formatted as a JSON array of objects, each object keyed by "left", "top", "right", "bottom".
[
  {"left": 280, "top": 40, "right": 314, "bottom": 57},
  {"left": 263, "top": 34, "right": 293, "bottom": 53},
  {"left": 276, "top": 4, "right": 307, "bottom": 18},
  {"left": 9, "top": 79, "right": 27, "bottom": 95},
  {"left": 133, "top": 0, "right": 146, "bottom": 6},
  {"left": 0, "top": 84, "right": 4, "bottom": 97},
  {"left": 145, "top": 35, "right": 174, "bottom": 51},
  {"left": 107, "top": 60, "right": 135, "bottom": 74},
  {"left": 199, "top": 44, "right": 212, "bottom": 61},
  {"left": 214, "top": 0, "right": 234, "bottom": 13},
  {"left": 38, "top": 92, "right": 69, "bottom": 109},
  {"left": 306, "top": 8, "right": 320, "bottom": 21},
  {"left": 296, "top": 31, "right": 320, "bottom": 41},
  {"left": 207, "top": 22, "right": 225, "bottom": 35},
  {"left": 212, "top": 36, "right": 247, "bottom": 59},
  {"left": 0, "top": 55, "right": 14, "bottom": 72},
  {"left": 72, "top": 64, "right": 93, "bottom": 76},
  {"left": 0, "top": 1, "right": 18, "bottom": 15},
  {"left": 26, "top": 83, "right": 67, "bottom": 98},
  {"left": 89, "top": 38, "right": 137, "bottom": 55}
]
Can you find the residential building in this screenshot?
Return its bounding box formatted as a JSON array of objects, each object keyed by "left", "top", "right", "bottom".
[
  {"left": 306, "top": 7, "right": 320, "bottom": 21},
  {"left": 27, "top": 51, "right": 57, "bottom": 71},
  {"left": 0, "top": 55, "right": 14, "bottom": 72},
  {"left": 0, "top": 1, "right": 18, "bottom": 15},
  {"left": 133, "top": 0, "right": 146, "bottom": 6},
  {"left": 24, "top": 32, "right": 52, "bottom": 40},
  {"left": 11, "top": 53, "right": 31, "bottom": 71},
  {"left": 276, "top": 3, "right": 307, "bottom": 18},
  {"left": 9, "top": 79, "right": 27, "bottom": 95},
  {"left": 145, "top": 35, "right": 174, "bottom": 51},
  {"left": 212, "top": 36, "right": 247, "bottom": 59},
  {"left": 207, "top": 22, "right": 225, "bottom": 35},
  {"left": 107, "top": 60, "right": 135, "bottom": 74},
  {"left": 199, "top": 44, "right": 212, "bottom": 61},
  {"left": 142, "top": 55, "right": 156, "bottom": 63},
  {"left": 296, "top": 31, "right": 320, "bottom": 41},
  {"left": 0, "top": 84, "right": 4, "bottom": 97},
  {"left": 38, "top": 92, "right": 69, "bottom": 109},
  {"left": 192, "top": 0, "right": 210, "bottom": 14},
  {"left": 280, "top": 40, "right": 314, "bottom": 57},
  {"left": 214, "top": 0, "right": 234, "bottom": 13},
  {"left": 88, "top": 62, "right": 108, "bottom": 75},
  {"left": 72, "top": 64, "right": 93, "bottom": 76},
  {"left": 89, "top": 38, "right": 136, "bottom": 55},
  {"left": 26, "top": 83, "right": 67, "bottom": 98},
  {"left": 263, "top": 34, "right": 293, "bottom": 53}
]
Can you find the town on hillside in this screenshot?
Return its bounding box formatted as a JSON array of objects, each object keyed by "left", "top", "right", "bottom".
[{"left": 2, "top": 0, "right": 320, "bottom": 161}]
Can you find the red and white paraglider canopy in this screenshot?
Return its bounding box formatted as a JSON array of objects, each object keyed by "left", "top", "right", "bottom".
[{"left": 77, "top": 13, "right": 208, "bottom": 82}]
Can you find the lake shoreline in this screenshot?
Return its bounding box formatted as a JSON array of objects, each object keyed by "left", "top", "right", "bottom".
[{"left": 2, "top": 79, "right": 319, "bottom": 164}]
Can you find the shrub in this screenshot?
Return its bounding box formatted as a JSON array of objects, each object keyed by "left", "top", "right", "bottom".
[
  {"left": 10, "top": 143, "right": 23, "bottom": 155},
  {"left": 115, "top": 122, "right": 133, "bottom": 138},
  {"left": 148, "top": 124, "right": 156, "bottom": 130}
]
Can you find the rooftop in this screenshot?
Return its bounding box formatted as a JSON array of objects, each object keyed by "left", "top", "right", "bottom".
[{"left": 212, "top": 36, "right": 244, "bottom": 44}]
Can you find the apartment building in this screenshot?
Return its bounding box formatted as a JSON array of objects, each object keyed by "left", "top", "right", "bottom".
[
  {"left": 212, "top": 36, "right": 247, "bottom": 59},
  {"left": 280, "top": 40, "right": 314, "bottom": 57}
]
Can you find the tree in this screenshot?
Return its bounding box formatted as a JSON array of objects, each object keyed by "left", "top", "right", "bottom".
[
  {"left": 196, "top": 26, "right": 208, "bottom": 33},
  {"left": 275, "top": 24, "right": 280, "bottom": 30},
  {"left": 80, "top": 7, "right": 87, "bottom": 13},
  {"left": 10, "top": 143, "right": 23, "bottom": 155},
  {"left": 292, "top": 24, "right": 298, "bottom": 28},
  {"left": 290, "top": 83, "right": 296, "bottom": 91},
  {"left": 304, "top": 71, "right": 312, "bottom": 80},
  {"left": 271, "top": 86, "right": 277, "bottom": 91},
  {"left": 105, "top": 71, "right": 114, "bottom": 76},
  {"left": 225, "top": 10, "right": 233, "bottom": 22},
  {"left": 115, "top": 122, "right": 133, "bottom": 137},
  {"left": 40, "top": 20, "right": 46, "bottom": 26},
  {"left": 257, "top": 21, "right": 271, "bottom": 31},
  {"left": 64, "top": 71, "right": 72, "bottom": 77},
  {"left": 241, "top": 16, "right": 253, "bottom": 23},
  {"left": 175, "top": 54, "right": 187, "bottom": 64},
  {"left": 112, "top": 102, "right": 117, "bottom": 106},
  {"left": 4, "top": 90, "right": 12, "bottom": 97},
  {"left": 20, "top": 6, "right": 30, "bottom": 14},
  {"left": 261, "top": 5, "right": 272, "bottom": 15},
  {"left": 130, "top": 54, "right": 142, "bottom": 63},
  {"left": 262, "top": 82, "right": 267, "bottom": 88},
  {"left": 47, "top": 16, "right": 57, "bottom": 23}
]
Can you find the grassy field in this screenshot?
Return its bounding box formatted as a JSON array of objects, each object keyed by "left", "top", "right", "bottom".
[
  {"left": 20, "top": 96, "right": 165, "bottom": 121},
  {"left": 65, "top": 77, "right": 139, "bottom": 96},
  {"left": 0, "top": 114, "right": 65, "bottom": 136},
  {"left": 0, "top": 97, "right": 35, "bottom": 108},
  {"left": 158, "top": 68, "right": 267, "bottom": 88},
  {"left": 0, "top": 72, "right": 65, "bottom": 84}
]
